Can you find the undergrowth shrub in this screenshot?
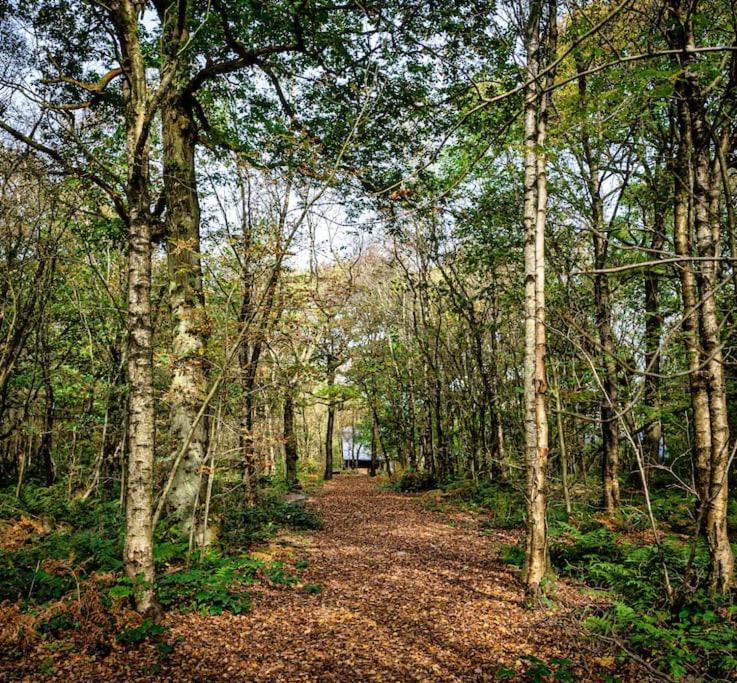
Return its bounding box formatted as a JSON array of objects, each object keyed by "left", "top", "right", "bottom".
[
  {"left": 156, "top": 553, "right": 257, "bottom": 615},
  {"left": 394, "top": 470, "right": 437, "bottom": 492},
  {"left": 220, "top": 492, "right": 321, "bottom": 548},
  {"left": 426, "top": 478, "right": 525, "bottom": 528},
  {"left": 0, "top": 485, "right": 123, "bottom": 604},
  {"left": 546, "top": 518, "right": 736, "bottom": 680}
]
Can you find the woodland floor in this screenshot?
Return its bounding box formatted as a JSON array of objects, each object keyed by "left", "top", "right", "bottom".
[{"left": 5, "top": 473, "right": 654, "bottom": 682}]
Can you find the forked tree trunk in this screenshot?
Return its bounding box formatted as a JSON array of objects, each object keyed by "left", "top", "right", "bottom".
[{"left": 669, "top": 0, "right": 734, "bottom": 593}]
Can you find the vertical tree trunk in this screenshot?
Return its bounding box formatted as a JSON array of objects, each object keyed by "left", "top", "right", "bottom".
[
  {"left": 593, "top": 196, "right": 620, "bottom": 514},
  {"left": 324, "top": 361, "right": 336, "bottom": 480},
  {"left": 163, "top": 93, "right": 209, "bottom": 530},
  {"left": 642, "top": 200, "right": 666, "bottom": 477},
  {"left": 284, "top": 383, "right": 299, "bottom": 491},
  {"left": 690, "top": 105, "right": 734, "bottom": 594},
  {"left": 521, "top": 0, "right": 552, "bottom": 604},
  {"left": 124, "top": 194, "right": 159, "bottom": 617},
  {"left": 668, "top": 0, "right": 734, "bottom": 593},
  {"left": 407, "top": 370, "right": 418, "bottom": 469},
  {"left": 38, "top": 331, "right": 55, "bottom": 486},
  {"left": 120, "top": 0, "right": 160, "bottom": 617},
  {"left": 577, "top": 65, "right": 620, "bottom": 514},
  {"left": 552, "top": 362, "right": 571, "bottom": 516}
]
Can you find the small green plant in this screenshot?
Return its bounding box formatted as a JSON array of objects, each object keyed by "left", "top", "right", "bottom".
[
  {"left": 498, "top": 542, "right": 525, "bottom": 568},
  {"left": 157, "top": 554, "right": 256, "bottom": 615},
  {"left": 304, "top": 583, "right": 322, "bottom": 594},
  {"left": 116, "top": 618, "right": 166, "bottom": 645},
  {"left": 520, "top": 655, "right": 574, "bottom": 682},
  {"left": 264, "top": 561, "right": 298, "bottom": 587}
]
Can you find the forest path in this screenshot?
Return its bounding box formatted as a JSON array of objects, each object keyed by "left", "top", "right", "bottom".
[{"left": 165, "top": 472, "right": 625, "bottom": 682}]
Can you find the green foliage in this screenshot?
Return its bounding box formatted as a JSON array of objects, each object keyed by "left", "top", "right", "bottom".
[
  {"left": 155, "top": 553, "right": 257, "bottom": 615},
  {"left": 36, "top": 609, "right": 77, "bottom": 637},
  {"left": 116, "top": 618, "right": 180, "bottom": 668},
  {"left": 425, "top": 478, "right": 525, "bottom": 529},
  {"left": 0, "top": 485, "right": 123, "bottom": 604},
  {"left": 220, "top": 493, "right": 321, "bottom": 549},
  {"left": 498, "top": 543, "right": 525, "bottom": 568},
  {"left": 584, "top": 599, "right": 737, "bottom": 680},
  {"left": 472, "top": 485, "right": 525, "bottom": 529},
  {"left": 264, "top": 561, "right": 298, "bottom": 587},
  {"left": 494, "top": 656, "right": 574, "bottom": 682},
  {"left": 549, "top": 515, "right": 736, "bottom": 680},
  {"left": 116, "top": 619, "right": 166, "bottom": 645},
  {"left": 393, "top": 470, "right": 437, "bottom": 492},
  {"left": 304, "top": 583, "right": 322, "bottom": 594}
]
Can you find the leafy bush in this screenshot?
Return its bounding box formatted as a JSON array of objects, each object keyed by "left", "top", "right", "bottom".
[
  {"left": 395, "top": 470, "right": 437, "bottom": 493},
  {"left": 0, "top": 487, "right": 123, "bottom": 604},
  {"left": 110, "top": 553, "right": 257, "bottom": 615},
  {"left": 498, "top": 542, "right": 525, "bottom": 568},
  {"left": 585, "top": 598, "right": 737, "bottom": 680},
  {"left": 220, "top": 494, "right": 320, "bottom": 548},
  {"left": 427, "top": 478, "right": 525, "bottom": 528},
  {"left": 549, "top": 519, "right": 736, "bottom": 679},
  {"left": 472, "top": 484, "right": 525, "bottom": 528}
]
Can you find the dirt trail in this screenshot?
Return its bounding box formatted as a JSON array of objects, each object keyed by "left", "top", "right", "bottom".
[{"left": 161, "top": 473, "right": 629, "bottom": 682}]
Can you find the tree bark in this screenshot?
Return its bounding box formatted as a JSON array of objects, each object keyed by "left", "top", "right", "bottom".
[
  {"left": 577, "top": 65, "right": 620, "bottom": 514},
  {"left": 162, "top": 91, "right": 209, "bottom": 530},
  {"left": 668, "top": 0, "right": 734, "bottom": 593},
  {"left": 324, "top": 360, "right": 336, "bottom": 480},
  {"left": 521, "top": 0, "right": 552, "bottom": 604},
  {"left": 284, "top": 383, "right": 299, "bottom": 491},
  {"left": 642, "top": 198, "right": 666, "bottom": 478},
  {"left": 119, "top": 0, "right": 162, "bottom": 617}
]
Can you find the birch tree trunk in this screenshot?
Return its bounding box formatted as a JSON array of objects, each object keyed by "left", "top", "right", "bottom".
[
  {"left": 521, "top": 0, "right": 551, "bottom": 603},
  {"left": 668, "top": 0, "right": 734, "bottom": 593}
]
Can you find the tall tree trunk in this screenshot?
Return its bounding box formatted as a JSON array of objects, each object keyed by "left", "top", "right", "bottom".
[
  {"left": 324, "top": 360, "right": 336, "bottom": 480},
  {"left": 551, "top": 362, "right": 571, "bottom": 516},
  {"left": 690, "top": 104, "right": 733, "bottom": 594},
  {"left": 124, "top": 202, "right": 160, "bottom": 617},
  {"left": 669, "top": 0, "right": 734, "bottom": 593},
  {"left": 120, "top": 0, "right": 160, "bottom": 617},
  {"left": 284, "top": 383, "right": 299, "bottom": 491},
  {"left": 642, "top": 200, "right": 666, "bottom": 478},
  {"left": 38, "top": 329, "right": 55, "bottom": 486},
  {"left": 577, "top": 65, "right": 620, "bottom": 514},
  {"left": 593, "top": 195, "right": 620, "bottom": 514},
  {"left": 163, "top": 92, "right": 209, "bottom": 530},
  {"left": 522, "top": 0, "right": 552, "bottom": 603}
]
